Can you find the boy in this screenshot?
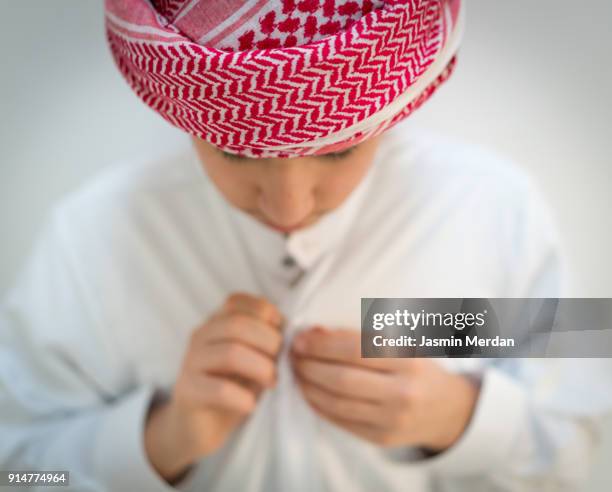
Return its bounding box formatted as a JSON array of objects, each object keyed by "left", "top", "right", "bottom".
[{"left": 1, "top": 1, "right": 610, "bottom": 491}]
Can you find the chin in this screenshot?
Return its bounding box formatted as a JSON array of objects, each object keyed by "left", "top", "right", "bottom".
[{"left": 259, "top": 215, "right": 321, "bottom": 233}]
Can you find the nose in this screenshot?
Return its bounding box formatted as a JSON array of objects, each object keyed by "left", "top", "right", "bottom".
[{"left": 258, "top": 161, "right": 316, "bottom": 228}]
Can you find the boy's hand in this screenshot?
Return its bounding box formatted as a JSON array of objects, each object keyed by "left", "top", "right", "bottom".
[
  {"left": 291, "top": 328, "right": 479, "bottom": 451},
  {"left": 145, "top": 293, "right": 283, "bottom": 483}
]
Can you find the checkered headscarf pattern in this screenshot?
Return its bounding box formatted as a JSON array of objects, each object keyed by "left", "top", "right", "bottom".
[
  {"left": 105, "top": 0, "right": 464, "bottom": 157},
  {"left": 150, "top": 0, "right": 388, "bottom": 51}
]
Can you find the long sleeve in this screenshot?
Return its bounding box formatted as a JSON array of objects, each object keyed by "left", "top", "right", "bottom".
[
  {"left": 419, "top": 179, "right": 612, "bottom": 489},
  {"left": 0, "top": 210, "right": 180, "bottom": 492}
]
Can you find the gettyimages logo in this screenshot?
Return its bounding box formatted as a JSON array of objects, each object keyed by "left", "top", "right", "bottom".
[
  {"left": 361, "top": 298, "right": 612, "bottom": 358},
  {"left": 372, "top": 309, "right": 487, "bottom": 331}
]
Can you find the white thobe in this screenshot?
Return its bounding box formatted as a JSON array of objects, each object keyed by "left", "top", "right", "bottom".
[{"left": 1, "top": 126, "right": 611, "bottom": 491}]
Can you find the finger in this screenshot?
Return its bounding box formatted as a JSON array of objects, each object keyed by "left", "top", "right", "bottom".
[
  {"left": 308, "top": 404, "right": 392, "bottom": 447},
  {"left": 221, "top": 292, "right": 283, "bottom": 327},
  {"left": 189, "top": 374, "right": 257, "bottom": 415},
  {"left": 298, "top": 379, "right": 382, "bottom": 427},
  {"left": 199, "top": 313, "right": 283, "bottom": 357},
  {"left": 197, "top": 343, "right": 276, "bottom": 389},
  {"left": 292, "top": 328, "right": 410, "bottom": 372},
  {"left": 292, "top": 357, "right": 402, "bottom": 402}
]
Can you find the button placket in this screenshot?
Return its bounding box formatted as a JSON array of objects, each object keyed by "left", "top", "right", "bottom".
[
  {"left": 286, "top": 231, "right": 320, "bottom": 271},
  {"left": 279, "top": 254, "right": 305, "bottom": 288}
]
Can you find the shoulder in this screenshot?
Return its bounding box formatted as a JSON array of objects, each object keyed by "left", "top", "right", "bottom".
[
  {"left": 50, "top": 147, "right": 214, "bottom": 237},
  {"left": 370, "top": 126, "right": 550, "bottom": 229},
  {"left": 376, "top": 127, "right": 535, "bottom": 205},
  {"left": 42, "top": 146, "right": 227, "bottom": 282},
  {"left": 56, "top": 147, "right": 206, "bottom": 214},
  {"left": 364, "top": 127, "right": 565, "bottom": 296}
]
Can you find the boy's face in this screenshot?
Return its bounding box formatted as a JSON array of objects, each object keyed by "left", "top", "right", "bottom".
[{"left": 192, "top": 137, "right": 381, "bottom": 233}]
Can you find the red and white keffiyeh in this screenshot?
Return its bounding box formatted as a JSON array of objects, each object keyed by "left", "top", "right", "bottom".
[{"left": 106, "top": 0, "right": 464, "bottom": 158}]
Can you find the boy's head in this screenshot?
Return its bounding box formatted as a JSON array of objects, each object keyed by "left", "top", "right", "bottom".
[
  {"left": 192, "top": 136, "right": 381, "bottom": 233},
  {"left": 106, "top": 1, "right": 463, "bottom": 162}
]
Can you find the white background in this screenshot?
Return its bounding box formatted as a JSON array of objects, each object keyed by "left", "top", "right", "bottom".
[{"left": 0, "top": 1, "right": 610, "bottom": 488}]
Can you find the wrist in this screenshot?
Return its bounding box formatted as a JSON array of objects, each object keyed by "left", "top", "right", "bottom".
[
  {"left": 424, "top": 373, "right": 481, "bottom": 452},
  {"left": 144, "top": 398, "right": 196, "bottom": 484}
]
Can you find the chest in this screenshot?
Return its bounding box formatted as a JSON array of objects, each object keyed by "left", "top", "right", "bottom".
[{"left": 102, "top": 222, "right": 503, "bottom": 389}]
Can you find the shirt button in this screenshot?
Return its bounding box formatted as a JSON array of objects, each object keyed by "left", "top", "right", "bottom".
[{"left": 282, "top": 255, "right": 297, "bottom": 268}]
